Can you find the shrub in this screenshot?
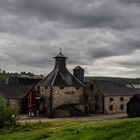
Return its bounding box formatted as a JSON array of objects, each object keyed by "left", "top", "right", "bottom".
[{"left": 0, "top": 96, "right": 18, "bottom": 127}]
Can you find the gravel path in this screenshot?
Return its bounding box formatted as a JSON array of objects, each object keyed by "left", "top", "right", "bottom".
[{"left": 18, "top": 113, "right": 128, "bottom": 123}]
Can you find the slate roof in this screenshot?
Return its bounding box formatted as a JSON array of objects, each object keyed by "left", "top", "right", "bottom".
[
  {"left": 38, "top": 51, "right": 84, "bottom": 87},
  {"left": 0, "top": 84, "right": 32, "bottom": 99},
  {"left": 94, "top": 80, "right": 140, "bottom": 96}
]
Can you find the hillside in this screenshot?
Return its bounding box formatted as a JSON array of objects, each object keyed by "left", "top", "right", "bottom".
[
  {"left": 1, "top": 118, "right": 140, "bottom": 140},
  {"left": 85, "top": 76, "right": 140, "bottom": 84}
]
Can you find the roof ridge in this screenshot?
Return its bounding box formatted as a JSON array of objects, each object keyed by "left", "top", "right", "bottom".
[{"left": 51, "top": 70, "right": 59, "bottom": 86}]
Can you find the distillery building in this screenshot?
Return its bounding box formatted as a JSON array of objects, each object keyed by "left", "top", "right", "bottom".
[{"left": 27, "top": 50, "right": 88, "bottom": 117}]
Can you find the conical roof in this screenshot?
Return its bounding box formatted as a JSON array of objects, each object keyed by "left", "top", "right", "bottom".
[{"left": 37, "top": 50, "right": 84, "bottom": 87}]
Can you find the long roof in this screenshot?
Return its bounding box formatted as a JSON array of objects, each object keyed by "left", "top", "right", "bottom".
[
  {"left": 94, "top": 80, "right": 140, "bottom": 96},
  {"left": 0, "top": 84, "right": 32, "bottom": 99}
]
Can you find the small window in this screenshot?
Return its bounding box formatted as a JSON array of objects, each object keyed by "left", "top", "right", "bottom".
[
  {"left": 60, "top": 87, "right": 64, "bottom": 89},
  {"left": 110, "top": 105, "right": 113, "bottom": 111},
  {"left": 120, "top": 105, "right": 124, "bottom": 110},
  {"left": 37, "top": 86, "right": 40, "bottom": 91},
  {"left": 76, "top": 87, "right": 79, "bottom": 90},
  {"left": 95, "top": 104, "right": 98, "bottom": 111},
  {"left": 84, "top": 94, "right": 88, "bottom": 102},
  {"left": 45, "top": 86, "right": 48, "bottom": 90},
  {"left": 95, "top": 94, "right": 99, "bottom": 101},
  {"left": 90, "top": 84, "right": 94, "bottom": 90},
  {"left": 110, "top": 97, "right": 113, "bottom": 102},
  {"left": 120, "top": 97, "right": 124, "bottom": 101}
]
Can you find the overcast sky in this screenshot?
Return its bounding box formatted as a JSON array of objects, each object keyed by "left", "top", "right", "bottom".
[{"left": 0, "top": 0, "right": 140, "bottom": 78}]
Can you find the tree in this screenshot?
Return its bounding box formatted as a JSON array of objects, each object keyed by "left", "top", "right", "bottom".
[{"left": 0, "top": 96, "right": 17, "bottom": 127}]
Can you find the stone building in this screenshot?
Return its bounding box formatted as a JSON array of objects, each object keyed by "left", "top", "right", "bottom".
[
  {"left": 1, "top": 50, "right": 140, "bottom": 117},
  {"left": 0, "top": 76, "right": 42, "bottom": 113},
  {"left": 30, "top": 50, "right": 87, "bottom": 117},
  {"left": 85, "top": 80, "right": 140, "bottom": 114},
  {"left": 127, "top": 94, "right": 140, "bottom": 117}
]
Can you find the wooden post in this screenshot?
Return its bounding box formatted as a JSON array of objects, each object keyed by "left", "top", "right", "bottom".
[
  {"left": 49, "top": 86, "right": 53, "bottom": 117},
  {"left": 29, "top": 92, "right": 32, "bottom": 116}
]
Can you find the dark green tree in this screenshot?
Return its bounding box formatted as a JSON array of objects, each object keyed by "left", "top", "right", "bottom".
[{"left": 0, "top": 96, "right": 17, "bottom": 127}]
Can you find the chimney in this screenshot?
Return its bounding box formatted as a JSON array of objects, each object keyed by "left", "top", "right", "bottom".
[{"left": 73, "top": 66, "right": 84, "bottom": 83}]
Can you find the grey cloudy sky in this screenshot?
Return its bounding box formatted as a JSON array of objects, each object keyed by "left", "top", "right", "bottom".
[{"left": 0, "top": 0, "right": 140, "bottom": 78}]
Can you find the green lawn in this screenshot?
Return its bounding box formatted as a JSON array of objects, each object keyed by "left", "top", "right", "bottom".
[{"left": 1, "top": 118, "right": 140, "bottom": 140}]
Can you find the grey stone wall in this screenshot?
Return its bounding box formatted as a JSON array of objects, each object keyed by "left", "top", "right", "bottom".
[
  {"left": 39, "top": 86, "right": 85, "bottom": 115},
  {"left": 104, "top": 96, "right": 132, "bottom": 114},
  {"left": 85, "top": 82, "right": 104, "bottom": 113},
  {"left": 52, "top": 86, "right": 84, "bottom": 108}
]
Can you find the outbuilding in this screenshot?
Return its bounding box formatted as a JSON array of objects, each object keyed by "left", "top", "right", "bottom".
[{"left": 127, "top": 94, "right": 140, "bottom": 117}]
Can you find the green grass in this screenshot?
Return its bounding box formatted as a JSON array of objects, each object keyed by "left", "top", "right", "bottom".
[{"left": 1, "top": 118, "right": 140, "bottom": 140}]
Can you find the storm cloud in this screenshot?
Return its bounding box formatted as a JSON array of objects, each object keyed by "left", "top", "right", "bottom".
[{"left": 0, "top": 0, "right": 140, "bottom": 77}]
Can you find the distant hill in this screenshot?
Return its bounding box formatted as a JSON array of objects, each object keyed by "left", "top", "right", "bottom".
[{"left": 85, "top": 76, "right": 140, "bottom": 84}]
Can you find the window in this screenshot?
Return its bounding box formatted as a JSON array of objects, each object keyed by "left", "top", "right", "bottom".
[
  {"left": 37, "top": 86, "right": 40, "bottom": 91},
  {"left": 60, "top": 87, "right": 64, "bottom": 89},
  {"left": 84, "top": 94, "right": 88, "bottom": 102},
  {"left": 110, "top": 97, "right": 113, "bottom": 102},
  {"left": 76, "top": 87, "right": 79, "bottom": 90},
  {"left": 45, "top": 86, "right": 48, "bottom": 90},
  {"left": 95, "top": 104, "right": 98, "bottom": 111},
  {"left": 95, "top": 94, "right": 99, "bottom": 101},
  {"left": 120, "top": 105, "right": 124, "bottom": 110},
  {"left": 110, "top": 105, "right": 113, "bottom": 111},
  {"left": 120, "top": 97, "right": 124, "bottom": 101},
  {"left": 90, "top": 84, "right": 94, "bottom": 90}
]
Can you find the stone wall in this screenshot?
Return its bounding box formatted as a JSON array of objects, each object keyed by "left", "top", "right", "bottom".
[
  {"left": 104, "top": 96, "right": 132, "bottom": 114},
  {"left": 52, "top": 86, "right": 84, "bottom": 108},
  {"left": 39, "top": 86, "right": 85, "bottom": 116},
  {"left": 85, "top": 82, "right": 104, "bottom": 113}
]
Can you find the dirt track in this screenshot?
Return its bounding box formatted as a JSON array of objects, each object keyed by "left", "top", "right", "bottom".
[{"left": 18, "top": 113, "right": 128, "bottom": 123}]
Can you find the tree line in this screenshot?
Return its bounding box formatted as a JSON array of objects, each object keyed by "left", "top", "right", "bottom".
[{"left": 0, "top": 69, "right": 42, "bottom": 84}]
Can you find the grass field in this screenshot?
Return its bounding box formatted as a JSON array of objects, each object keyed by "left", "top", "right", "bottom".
[{"left": 1, "top": 118, "right": 140, "bottom": 140}]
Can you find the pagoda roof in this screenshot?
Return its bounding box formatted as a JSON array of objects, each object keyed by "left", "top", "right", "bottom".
[
  {"left": 37, "top": 50, "right": 84, "bottom": 87},
  {"left": 37, "top": 68, "right": 84, "bottom": 87}
]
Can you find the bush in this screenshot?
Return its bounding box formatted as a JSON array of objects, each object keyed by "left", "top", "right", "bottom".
[{"left": 0, "top": 96, "right": 18, "bottom": 127}]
